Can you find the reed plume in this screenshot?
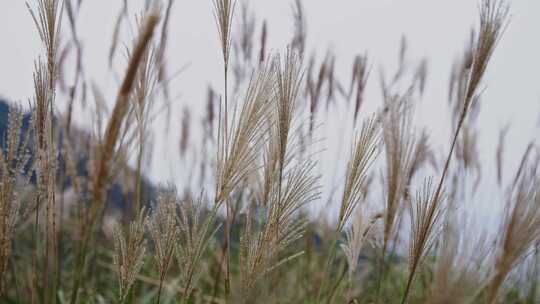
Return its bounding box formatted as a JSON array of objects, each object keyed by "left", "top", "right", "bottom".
[
  {"left": 401, "top": 178, "right": 447, "bottom": 304},
  {"left": 464, "top": 0, "right": 509, "bottom": 108},
  {"left": 113, "top": 209, "right": 147, "bottom": 304},
  {"left": 213, "top": 0, "right": 236, "bottom": 146},
  {"left": 381, "top": 99, "right": 416, "bottom": 257},
  {"left": 91, "top": 14, "right": 160, "bottom": 213},
  {"left": 484, "top": 165, "right": 540, "bottom": 304},
  {"left": 27, "top": 0, "right": 63, "bottom": 86},
  {"left": 259, "top": 50, "right": 303, "bottom": 207},
  {"left": 176, "top": 197, "right": 220, "bottom": 303},
  {"left": 212, "top": 2, "right": 237, "bottom": 292},
  {"left": 131, "top": 30, "right": 160, "bottom": 214},
  {"left": 341, "top": 209, "right": 382, "bottom": 283},
  {"left": 147, "top": 190, "right": 178, "bottom": 304},
  {"left": 0, "top": 106, "right": 33, "bottom": 296},
  {"left": 427, "top": 220, "right": 489, "bottom": 304},
  {"left": 437, "top": 0, "right": 509, "bottom": 197},
  {"left": 240, "top": 50, "right": 318, "bottom": 299},
  {"left": 406, "top": 2, "right": 509, "bottom": 302},
  {"left": 215, "top": 62, "right": 274, "bottom": 204},
  {"left": 350, "top": 55, "right": 370, "bottom": 122},
  {"left": 213, "top": 0, "right": 235, "bottom": 74},
  {"left": 337, "top": 115, "right": 380, "bottom": 232},
  {"left": 240, "top": 160, "right": 320, "bottom": 300}
]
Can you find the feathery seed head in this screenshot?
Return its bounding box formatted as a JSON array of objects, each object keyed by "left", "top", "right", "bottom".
[
  {"left": 341, "top": 209, "right": 382, "bottom": 281},
  {"left": 464, "top": 0, "right": 509, "bottom": 110},
  {"left": 216, "top": 61, "right": 274, "bottom": 204},
  {"left": 381, "top": 99, "right": 416, "bottom": 253},
  {"left": 213, "top": 0, "right": 236, "bottom": 69},
  {"left": 113, "top": 209, "right": 147, "bottom": 303},
  {"left": 147, "top": 189, "right": 178, "bottom": 279},
  {"left": 338, "top": 115, "right": 380, "bottom": 232},
  {"left": 273, "top": 49, "right": 304, "bottom": 166}
]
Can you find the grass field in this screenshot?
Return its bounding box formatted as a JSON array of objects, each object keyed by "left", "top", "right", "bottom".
[{"left": 2, "top": 0, "right": 540, "bottom": 303}]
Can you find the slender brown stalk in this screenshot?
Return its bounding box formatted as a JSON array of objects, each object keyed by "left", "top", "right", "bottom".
[
  {"left": 213, "top": 0, "right": 236, "bottom": 294},
  {"left": 69, "top": 14, "right": 159, "bottom": 304}
]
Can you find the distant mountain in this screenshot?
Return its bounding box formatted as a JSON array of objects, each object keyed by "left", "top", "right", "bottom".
[{"left": 0, "top": 97, "right": 157, "bottom": 211}]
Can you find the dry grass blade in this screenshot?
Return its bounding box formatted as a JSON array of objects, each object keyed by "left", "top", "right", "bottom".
[{"left": 91, "top": 13, "right": 159, "bottom": 212}]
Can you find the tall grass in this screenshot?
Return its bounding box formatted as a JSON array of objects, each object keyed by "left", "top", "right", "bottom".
[{"left": 2, "top": 0, "right": 540, "bottom": 303}]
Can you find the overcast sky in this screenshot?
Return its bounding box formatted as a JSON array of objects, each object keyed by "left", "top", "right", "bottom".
[{"left": 1, "top": 0, "right": 539, "bottom": 219}]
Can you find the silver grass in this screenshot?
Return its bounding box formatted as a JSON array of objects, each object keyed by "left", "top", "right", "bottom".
[
  {"left": 176, "top": 197, "right": 220, "bottom": 302},
  {"left": 147, "top": 189, "right": 178, "bottom": 303},
  {"left": 485, "top": 166, "right": 540, "bottom": 303},
  {"left": 337, "top": 115, "right": 380, "bottom": 232},
  {"left": 240, "top": 159, "right": 320, "bottom": 296},
  {"left": 381, "top": 99, "right": 416, "bottom": 256},
  {"left": 340, "top": 209, "right": 382, "bottom": 282},
  {"left": 215, "top": 62, "right": 274, "bottom": 204},
  {"left": 0, "top": 106, "right": 33, "bottom": 295},
  {"left": 402, "top": 178, "right": 447, "bottom": 304},
  {"left": 213, "top": 0, "right": 236, "bottom": 71},
  {"left": 113, "top": 209, "right": 147, "bottom": 303}
]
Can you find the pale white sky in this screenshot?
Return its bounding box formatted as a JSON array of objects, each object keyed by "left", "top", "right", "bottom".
[{"left": 1, "top": 0, "right": 539, "bottom": 220}]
